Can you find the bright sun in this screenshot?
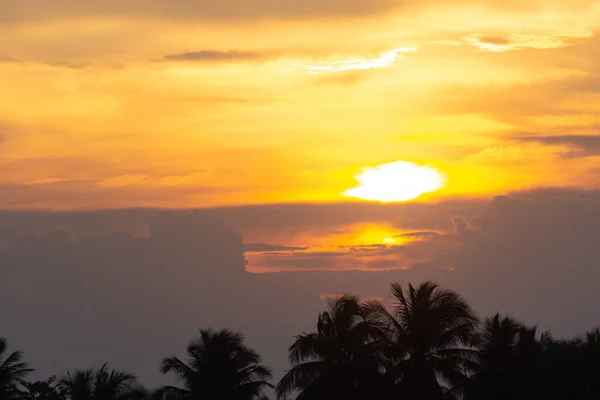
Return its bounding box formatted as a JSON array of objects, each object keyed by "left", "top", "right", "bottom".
[{"left": 343, "top": 160, "right": 446, "bottom": 202}]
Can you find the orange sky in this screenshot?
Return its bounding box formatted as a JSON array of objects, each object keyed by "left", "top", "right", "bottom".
[{"left": 1, "top": 0, "right": 600, "bottom": 209}]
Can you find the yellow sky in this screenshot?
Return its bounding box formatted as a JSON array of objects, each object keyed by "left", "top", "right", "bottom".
[{"left": 1, "top": 0, "right": 600, "bottom": 208}]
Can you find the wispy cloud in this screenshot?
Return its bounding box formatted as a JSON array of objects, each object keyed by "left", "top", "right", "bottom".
[
  {"left": 244, "top": 243, "right": 307, "bottom": 252},
  {"left": 395, "top": 231, "right": 440, "bottom": 238},
  {"left": 164, "top": 50, "right": 265, "bottom": 62},
  {"left": 463, "top": 33, "right": 587, "bottom": 52},
  {"left": 304, "top": 47, "right": 417, "bottom": 74},
  {"left": 517, "top": 135, "right": 600, "bottom": 157}
]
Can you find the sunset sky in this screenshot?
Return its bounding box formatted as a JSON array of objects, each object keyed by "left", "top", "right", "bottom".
[
  {"left": 2, "top": 0, "right": 600, "bottom": 209},
  {"left": 2, "top": 0, "right": 600, "bottom": 386}
]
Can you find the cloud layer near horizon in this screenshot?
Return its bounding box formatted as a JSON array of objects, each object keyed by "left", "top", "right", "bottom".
[{"left": 2, "top": 189, "right": 600, "bottom": 386}]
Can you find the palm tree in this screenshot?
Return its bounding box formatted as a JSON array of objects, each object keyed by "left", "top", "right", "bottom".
[
  {"left": 364, "top": 282, "right": 479, "bottom": 400},
  {"left": 60, "top": 365, "right": 143, "bottom": 400},
  {"left": 577, "top": 328, "right": 600, "bottom": 399},
  {"left": 474, "top": 314, "right": 521, "bottom": 367},
  {"left": 277, "top": 294, "right": 386, "bottom": 400},
  {"left": 466, "top": 314, "right": 522, "bottom": 400},
  {"left": 467, "top": 316, "right": 551, "bottom": 400},
  {"left": 159, "top": 329, "right": 273, "bottom": 400},
  {"left": 93, "top": 365, "right": 144, "bottom": 400},
  {"left": 60, "top": 369, "right": 94, "bottom": 400},
  {"left": 0, "top": 337, "right": 33, "bottom": 400}
]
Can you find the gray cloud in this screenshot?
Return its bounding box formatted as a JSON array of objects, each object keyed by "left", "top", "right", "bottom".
[
  {"left": 244, "top": 242, "right": 307, "bottom": 252},
  {"left": 3, "top": 189, "right": 600, "bottom": 388},
  {"left": 395, "top": 231, "right": 440, "bottom": 238},
  {"left": 164, "top": 50, "right": 266, "bottom": 62},
  {"left": 517, "top": 135, "right": 600, "bottom": 157}
]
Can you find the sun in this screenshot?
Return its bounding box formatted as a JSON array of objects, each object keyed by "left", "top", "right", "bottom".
[{"left": 343, "top": 160, "right": 446, "bottom": 202}]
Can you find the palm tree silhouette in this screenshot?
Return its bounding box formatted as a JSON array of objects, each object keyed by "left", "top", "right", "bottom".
[
  {"left": 0, "top": 337, "right": 33, "bottom": 400},
  {"left": 277, "top": 294, "right": 386, "bottom": 400},
  {"left": 60, "top": 369, "right": 94, "bottom": 400},
  {"left": 60, "top": 365, "right": 144, "bottom": 400},
  {"left": 576, "top": 328, "right": 600, "bottom": 399},
  {"left": 466, "top": 313, "right": 522, "bottom": 399},
  {"left": 364, "top": 282, "right": 479, "bottom": 400},
  {"left": 159, "top": 329, "right": 273, "bottom": 400}
]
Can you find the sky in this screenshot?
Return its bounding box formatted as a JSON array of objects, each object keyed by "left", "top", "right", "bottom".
[
  {"left": 2, "top": 0, "right": 600, "bottom": 208},
  {"left": 1, "top": 0, "right": 600, "bottom": 389}
]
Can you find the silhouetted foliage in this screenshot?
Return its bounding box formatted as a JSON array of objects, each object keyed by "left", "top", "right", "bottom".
[
  {"left": 4, "top": 281, "right": 600, "bottom": 400},
  {"left": 0, "top": 337, "right": 33, "bottom": 400},
  {"left": 364, "top": 282, "right": 479, "bottom": 400},
  {"left": 60, "top": 365, "right": 145, "bottom": 400},
  {"left": 159, "top": 329, "right": 273, "bottom": 400},
  {"left": 276, "top": 294, "right": 386, "bottom": 400},
  {"left": 22, "top": 377, "right": 64, "bottom": 400}
]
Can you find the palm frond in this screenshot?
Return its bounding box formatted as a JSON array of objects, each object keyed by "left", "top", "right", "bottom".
[{"left": 276, "top": 361, "right": 324, "bottom": 400}]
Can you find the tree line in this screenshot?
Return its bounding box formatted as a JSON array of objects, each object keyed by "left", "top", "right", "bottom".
[{"left": 2, "top": 282, "right": 599, "bottom": 400}]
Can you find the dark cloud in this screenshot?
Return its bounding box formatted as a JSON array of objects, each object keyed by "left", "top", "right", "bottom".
[
  {"left": 516, "top": 135, "right": 600, "bottom": 157},
  {"left": 3, "top": 189, "right": 600, "bottom": 387},
  {"left": 395, "top": 231, "right": 440, "bottom": 238},
  {"left": 0, "top": 210, "right": 429, "bottom": 386},
  {"left": 244, "top": 242, "right": 307, "bottom": 252},
  {"left": 213, "top": 201, "right": 485, "bottom": 240},
  {"left": 164, "top": 50, "right": 266, "bottom": 62},
  {"left": 454, "top": 191, "right": 600, "bottom": 330}
]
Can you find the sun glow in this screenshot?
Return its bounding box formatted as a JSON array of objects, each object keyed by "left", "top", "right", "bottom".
[{"left": 343, "top": 161, "right": 446, "bottom": 202}]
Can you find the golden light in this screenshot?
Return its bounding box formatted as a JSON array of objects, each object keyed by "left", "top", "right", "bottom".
[{"left": 343, "top": 160, "right": 446, "bottom": 202}]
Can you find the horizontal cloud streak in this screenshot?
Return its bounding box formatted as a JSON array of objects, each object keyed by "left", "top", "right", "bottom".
[
  {"left": 164, "top": 50, "right": 266, "bottom": 62},
  {"left": 244, "top": 243, "right": 307, "bottom": 252},
  {"left": 517, "top": 135, "right": 600, "bottom": 157}
]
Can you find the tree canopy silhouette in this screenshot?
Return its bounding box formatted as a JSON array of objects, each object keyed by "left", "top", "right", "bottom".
[
  {"left": 159, "top": 328, "right": 273, "bottom": 400},
  {"left": 3, "top": 281, "right": 600, "bottom": 400},
  {"left": 364, "top": 282, "right": 479, "bottom": 400},
  {"left": 276, "top": 294, "right": 386, "bottom": 400},
  {"left": 0, "top": 337, "right": 33, "bottom": 400},
  {"left": 59, "top": 365, "right": 145, "bottom": 400}
]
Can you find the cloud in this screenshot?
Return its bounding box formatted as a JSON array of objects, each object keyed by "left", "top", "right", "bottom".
[
  {"left": 244, "top": 243, "right": 307, "bottom": 252},
  {"left": 319, "top": 293, "right": 344, "bottom": 300},
  {"left": 3, "top": 189, "right": 600, "bottom": 387},
  {"left": 423, "top": 34, "right": 600, "bottom": 126},
  {"left": 454, "top": 190, "right": 600, "bottom": 329},
  {"left": 395, "top": 231, "right": 440, "bottom": 238},
  {"left": 516, "top": 135, "right": 600, "bottom": 157},
  {"left": 164, "top": 50, "right": 266, "bottom": 62},
  {"left": 463, "top": 33, "right": 585, "bottom": 52},
  {"left": 464, "top": 146, "right": 528, "bottom": 163},
  {"left": 304, "top": 47, "right": 416, "bottom": 74},
  {"left": 48, "top": 61, "right": 89, "bottom": 69}
]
